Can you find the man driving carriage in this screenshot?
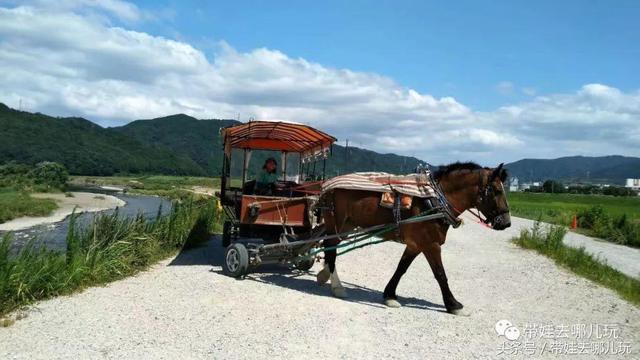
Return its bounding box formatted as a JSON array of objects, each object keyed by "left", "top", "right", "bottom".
[{"left": 255, "top": 157, "right": 278, "bottom": 195}]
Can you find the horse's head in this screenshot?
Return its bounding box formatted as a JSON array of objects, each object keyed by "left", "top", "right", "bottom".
[{"left": 476, "top": 163, "right": 511, "bottom": 230}]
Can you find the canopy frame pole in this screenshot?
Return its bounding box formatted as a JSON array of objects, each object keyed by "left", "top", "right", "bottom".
[
  {"left": 322, "top": 156, "right": 326, "bottom": 181},
  {"left": 282, "top": 151, "right": 288, "bottom": 181},
  {"left": 242, "top": 148, "right": 248, "bottom": 188},
  {"left": 298, "top": 154, "right": 302, "bottom": 183}
]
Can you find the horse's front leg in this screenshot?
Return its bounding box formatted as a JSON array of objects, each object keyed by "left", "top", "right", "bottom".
[
  {"left": 423, "top": 243, "right": 465, "bottom": 315},
  {"left": 316, "top": 239, "right": 347, "bottom": 298},
  {"left": 383, "top": 247, "right": 419, "bottom": 308}
]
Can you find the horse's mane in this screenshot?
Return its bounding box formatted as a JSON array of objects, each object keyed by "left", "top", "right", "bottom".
[
  {"left": 434, "top": 161, "right": 509, "bottom": 182},
  {"left": 434, "top": 162, "right": 483, "bottom": 180}
]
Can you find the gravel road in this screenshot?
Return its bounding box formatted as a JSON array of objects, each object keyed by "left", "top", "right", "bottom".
[{"left": 1, "top": 214, "right": 638, "bottom": 359}]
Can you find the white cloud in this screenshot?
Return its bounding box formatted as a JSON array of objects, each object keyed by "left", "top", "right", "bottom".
[
  {"left": 11, "top": 0, "right": 144, "bottom": 22},
  {"left": 0, "top": 3, "right": 638, "bottom": 165},
  {"left": 485, "top": 84, "right": 640, "bottom": 157}
]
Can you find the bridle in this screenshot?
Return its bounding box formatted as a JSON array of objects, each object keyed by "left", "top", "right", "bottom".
[
  {"left": 443, "top": 170, "right": 509, "bottom": 228},
  {"left": 420, "top": 164, "right": 509, "bottom": 228},
  {"left": 472, "top": 176, "right": 510, "bottom": 226}
]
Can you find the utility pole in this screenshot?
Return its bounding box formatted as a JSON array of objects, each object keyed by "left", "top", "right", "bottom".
[{"left": 345, "top": 139, "right": 349, "bottom": 172}]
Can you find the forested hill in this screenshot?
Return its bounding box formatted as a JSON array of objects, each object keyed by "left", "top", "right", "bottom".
[
  {"left": 114, "top": 115, "right": 423, "bottom": 176},
  {"left": 3, "top": 104, "right": 639, "bottom": 181},
  {"left": 505, "top": 156, "right": 640, "bottom": 184},
  {"left": 0, "top": 103, "right": 422, "bottom": 176},
  {"left": 0, "top": 104, "right": 204, "bottom": 175}
]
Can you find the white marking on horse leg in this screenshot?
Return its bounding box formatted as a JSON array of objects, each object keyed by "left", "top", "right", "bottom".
[
  {"left": 316, "top": 263, "right": 330, "bottom": 284},
  {"left": 384, "top": 299, "right": 402, "bottom": 308},
  {"left": 330, "top": 269, "right": 347, "bottom": 298}
]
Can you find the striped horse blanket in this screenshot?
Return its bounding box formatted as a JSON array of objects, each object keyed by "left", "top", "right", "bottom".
[{"left": 321, "top": 172, "right": 437, "bottom": 199}]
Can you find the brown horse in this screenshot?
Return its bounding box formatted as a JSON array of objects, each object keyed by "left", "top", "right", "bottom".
[{"left": 316, "top": 162, "right": 511, "bottom": 315}]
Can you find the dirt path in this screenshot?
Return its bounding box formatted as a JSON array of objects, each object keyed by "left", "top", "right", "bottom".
[{"left": 1, "top": 215, "right": 638, "bottom": 359}]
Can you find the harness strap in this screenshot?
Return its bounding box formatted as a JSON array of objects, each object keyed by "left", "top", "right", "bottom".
[{"left": 423, "top": 166, "right": 462, "bottom": 228}]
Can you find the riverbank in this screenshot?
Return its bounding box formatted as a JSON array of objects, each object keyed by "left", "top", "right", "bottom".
[
  {"left": 0, "top": 197, "right": 220, "bottom": 317},
  {"left": 0, "top": 192, "right": 125, "bottom": 232}
]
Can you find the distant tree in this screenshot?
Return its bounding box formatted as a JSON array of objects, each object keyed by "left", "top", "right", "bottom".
[
  {"left": 525, "top": 185, "right": 544, "bottom": 193},
  {"left": 543, "top": 179, "right": 565, "bottom": 193},
  {"left": 603, "top": 186, "right": 637, "bottom": 197},
  {"left": 27, "top": 161, "right": 69, "bottom": 189}
]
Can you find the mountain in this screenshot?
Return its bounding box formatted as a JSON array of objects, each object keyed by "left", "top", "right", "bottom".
[
  {"left": 505, "top": 156, "right": 640, "bottom": 184},
  {"left": 114, "top": 114, "right": 423, "bottom": 177},
  {"left": 112, "top": 114, "right": 237, "bottom": 175},
  {"left": 0, "top": 103, "right": 422, "bottom": 176},
  {"left": 0, "top": 104, "right": 205, "bottom": 175},
  {"left": 4, "top": 103, "right": 636, "bottom": 182}
]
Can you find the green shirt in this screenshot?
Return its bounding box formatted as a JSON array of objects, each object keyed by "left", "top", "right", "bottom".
[{"left": 257, "top": 170, "right": 277, "bottom": 185}]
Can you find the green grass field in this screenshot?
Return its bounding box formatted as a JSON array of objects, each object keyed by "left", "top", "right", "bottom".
[
  {"left": 0, "top": 191, "right": 58, "bottom": 224},
  {"left": 508, "top": 192, "right": 640, "bottom": 225},
  {"left": 508, "top": 192, "right": 640, "bottom": 247}
]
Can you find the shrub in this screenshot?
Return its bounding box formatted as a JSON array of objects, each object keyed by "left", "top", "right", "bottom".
[
  {"left": 576, "top": 205, "right": 640, "bottom": 247},
  {"left": 27, "top": 162, "right": 69, "bottom": 190},
  {"left": 577, "top": 205, "right": 607, "bottom": 229},
  {"left": 0, "top": 161, "right": 69, "bottom": 192}
]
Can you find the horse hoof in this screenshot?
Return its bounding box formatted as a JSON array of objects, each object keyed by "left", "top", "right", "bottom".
[
  {"left": 384, "top": 299, "right": 402, "bottom": 308},
  {"left": 331, "top": 287, "right": 348, "bottom": 298},
  {"left": 448, "top": 308, "right": 472, "bottom": 317},
  {"left": 316, "top": 268, "right": 330, "bottom": 284}
]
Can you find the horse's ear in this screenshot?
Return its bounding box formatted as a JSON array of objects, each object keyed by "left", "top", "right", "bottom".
[{"left": 491, "top": 163, "right": 504, "bottom": 181}]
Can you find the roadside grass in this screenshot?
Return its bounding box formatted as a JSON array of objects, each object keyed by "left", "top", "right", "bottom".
[
  {"left": 0, "top": 191, "right": 58, "bottom": 224},
  {"left": 509, "top": 192, "right": 640, "bottom": 248},
  {"left": 512, "top": 222, "right": 640, "bottom": 306},
  {"left": 0, "top": 197, "right": 222, "bottom": 317}
]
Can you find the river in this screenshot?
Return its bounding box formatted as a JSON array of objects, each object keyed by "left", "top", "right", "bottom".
[{"left": 1, "top": 190, "right": 173, "bottom": 252}]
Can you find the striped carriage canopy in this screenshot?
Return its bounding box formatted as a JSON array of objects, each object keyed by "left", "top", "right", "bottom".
[{"left": 221, "top": 120, "right": 337, "bottom": 160}]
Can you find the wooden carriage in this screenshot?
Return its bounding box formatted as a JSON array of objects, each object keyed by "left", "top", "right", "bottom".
[{"left": 216, "top": 121, "right": 336, "bottom": 276}]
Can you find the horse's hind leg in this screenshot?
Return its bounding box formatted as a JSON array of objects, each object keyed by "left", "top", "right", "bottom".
[
  {"left": 423, "top": 243, "right": 466, "bottom": 315},
  {"left": 383, "top": 247, "right": 419, "bottom": 308}
]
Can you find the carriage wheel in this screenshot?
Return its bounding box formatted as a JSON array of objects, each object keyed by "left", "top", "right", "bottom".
[
  {"left": 294, "top": 256, "right": 315, "bottom": 272},
  {"left": 222, "top": 221, "right": 233, "bottom": 247},
  {"left": 223, "top": 243, "right": 249, "bottom": 278}
]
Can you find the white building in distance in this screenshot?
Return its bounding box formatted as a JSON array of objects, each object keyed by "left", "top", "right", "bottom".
[
  {"left": 509, "top": 177, "right": 519, "bottom": 192},
  {"left": 625, "top": 178, "right": 640, "bottom": 190}
]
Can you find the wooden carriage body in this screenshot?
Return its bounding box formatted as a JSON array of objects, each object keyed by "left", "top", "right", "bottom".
[{"left": 217, "top": 121, "right": 336, "bottom": 244}]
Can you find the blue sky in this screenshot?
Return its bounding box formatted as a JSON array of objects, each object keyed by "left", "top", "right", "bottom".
[
  {"left": 132, "top": 0, "right": 640, "bottom": 110},
  {"left": 0, "top": 0, "right": 639, "bottom": 164}
]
